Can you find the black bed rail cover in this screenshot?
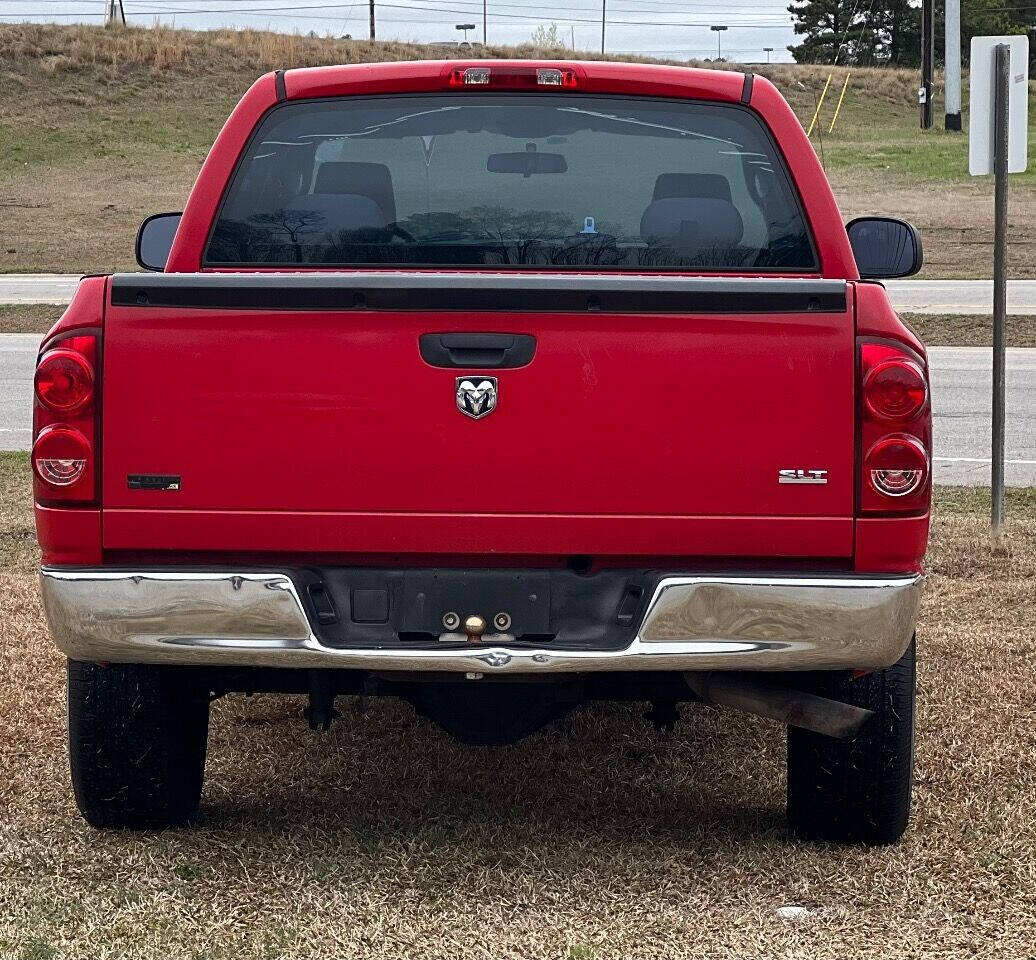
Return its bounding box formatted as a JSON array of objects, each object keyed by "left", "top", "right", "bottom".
[{"left": 110, "top": 272, "right": 848, "bottom": 314}]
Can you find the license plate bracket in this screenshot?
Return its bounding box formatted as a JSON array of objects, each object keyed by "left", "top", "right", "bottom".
[{"left": 400, "top": 571, "right": 551, "bottom": 637}]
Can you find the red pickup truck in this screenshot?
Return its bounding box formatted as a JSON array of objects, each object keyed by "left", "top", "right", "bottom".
[{"left": 34, "top": 60, "right": 930, "bottom": 844}]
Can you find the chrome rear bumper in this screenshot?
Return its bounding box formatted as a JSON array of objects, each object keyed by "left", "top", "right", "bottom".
[{"left": 40, "top": 569, "right": 922, "bottom": 674}]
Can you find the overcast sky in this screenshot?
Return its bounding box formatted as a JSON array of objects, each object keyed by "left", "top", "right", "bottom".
[{"left": 0, "top": 0, "right": 798, "bottom": 62}]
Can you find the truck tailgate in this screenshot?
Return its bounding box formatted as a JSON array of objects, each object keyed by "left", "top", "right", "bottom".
[{"left": 101, "top": 274, "right": 855, "bottom": 558}]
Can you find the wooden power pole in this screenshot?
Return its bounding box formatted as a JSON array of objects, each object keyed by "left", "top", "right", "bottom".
[
  {"left": 104, "top": 0, "right": 126, "bottom": 27},
  {"left": 369, "top": 0, "right": 375, "bottom": 40}
]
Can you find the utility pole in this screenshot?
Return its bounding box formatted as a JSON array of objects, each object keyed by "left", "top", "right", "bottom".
[
  {"left": 104, "top": 0, "right": 126, "bottom": 27},
  {"left": 945, "top": 0, "right": 962, "bottom": 131},
  {"left": 369, "top": 0, "right": 375, "bottom": 41},
  {"left": 920, "top": 0, "right": 934, "bottom": 128},
  {"left": 601, "top": 0, "right": 606, "bottom": 54},
  {"left": 483, "top": 0, "right": 487, "bottom": 44},
  {"left": 764, "top": 46, "right": 773, "bottom": 63},
  {"left": 710, "top": 25, "right": 728, "bottom": 60}
]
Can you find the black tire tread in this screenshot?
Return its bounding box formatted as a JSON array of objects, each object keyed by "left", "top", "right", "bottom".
[
  {"left": 787, "top": 636, "right": 916, "bottom": 846},
  {"left": 68, "top": 659, "right": 209, "bottom": 829}
]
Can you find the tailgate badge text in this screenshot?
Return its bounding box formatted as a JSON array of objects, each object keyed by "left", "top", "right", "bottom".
[
  {"left": 779, "top": 469, "right": 829, "bottom": 485},
  {"left": 456, "top": 377, "right": 498, "bottom": 420}
]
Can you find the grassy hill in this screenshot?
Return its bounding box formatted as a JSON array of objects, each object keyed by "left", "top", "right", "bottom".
[{"left": 1, "top": 23, "right": 1033, "bottom": 277}]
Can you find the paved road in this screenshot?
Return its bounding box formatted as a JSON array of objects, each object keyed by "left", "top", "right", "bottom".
[
  {"left": 884, "top": 279, "right": 1036, "bottom": 315},
  {"left": 3, "top": 334, "right": 1034, "bottom": 485},
  {"left": 1, "top": 335, "right": 38, "bottom": 452},
  {"left": 0, "top": 275, "right": 81, "bottom": 304},
  {"left": 3, "top": 275, "right": 1036, "bottom": 315}
]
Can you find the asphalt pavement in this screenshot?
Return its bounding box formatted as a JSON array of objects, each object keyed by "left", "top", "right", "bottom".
[
  {"left": 3, "top": 275, "right": 1036, "bottom": 314},
  {"left": 3, "top": 333, "right": 1033, "bottom": 485}
]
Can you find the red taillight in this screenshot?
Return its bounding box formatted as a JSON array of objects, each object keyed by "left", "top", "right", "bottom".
[
  {"left": 858, "top": 341, "right": 931, "bottom": 514},
  {"left": 865, "top": 435, "right": 928, "bottom": 498},
  {"left": 32, "top": 425, "right": 90, "bottom": 487},
  {"left": 34, "top": 348, "right": 94, "bottom": 414},
  {"left": 863, "top": 358, "right": 926, "bottom": 421},
  {"left": 33, "top": 333, "right": 98, "bottom": 505},
  {"left": 448, "top": 65, "right": 579, "bottom": 88}
]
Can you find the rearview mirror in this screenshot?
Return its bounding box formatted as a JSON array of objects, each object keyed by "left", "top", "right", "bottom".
[
  {"left": 136, "top": 212, "right": 182, "bottom": 271},
  {"left": 487, "top": 151, "right": 567, "bottom": 177},
  {"left": 846, "top": 217, "right": 923, "bottom": 279}
]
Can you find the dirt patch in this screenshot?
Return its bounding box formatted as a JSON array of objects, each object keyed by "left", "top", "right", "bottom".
[
  {"left": 832, "top": 170, "right": 1036, "bottom": 280},
  {"left": 0, "top": 305, "right": 63, "bottom": 335},
  {"left": 1, "top": 454, "right": 1034, "bottom": 957},
  {"left": 901, "top": 313, "right": 1036, "bottom": 348}
]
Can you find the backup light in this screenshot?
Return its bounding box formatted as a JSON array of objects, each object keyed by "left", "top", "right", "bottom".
[
  {"left": 866, "top": 435, "right": 928, "bottom": 498},
  {"left": 461, "top": 67, "right": 491, "bottom": 85},
  {"left": 32, "top": 425, "right": 89, "bottom": 488}
]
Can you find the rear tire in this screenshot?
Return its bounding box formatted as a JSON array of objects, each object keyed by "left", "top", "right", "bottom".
[
  {"left": 787, "top": 636, "right": 916, "bottom": 846},
  {"left": 68, "top": 659, "right": 210, "bottom": 829}
]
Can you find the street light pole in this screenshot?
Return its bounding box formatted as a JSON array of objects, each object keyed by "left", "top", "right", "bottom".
[{"left": 710, "top": 25, "right": 728, "bottom": 60}]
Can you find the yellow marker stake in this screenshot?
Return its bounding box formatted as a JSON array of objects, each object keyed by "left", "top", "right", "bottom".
[
  {"left": 806, "top": 73, "right": 833, "bottom": 138},
  {"left": 828, "top": 71, "right": 852, "bottom": 134}
]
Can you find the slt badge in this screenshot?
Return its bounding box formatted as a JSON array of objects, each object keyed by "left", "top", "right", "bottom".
[{"left": 456, "top": 377, "right": 498, "bottom": 420}]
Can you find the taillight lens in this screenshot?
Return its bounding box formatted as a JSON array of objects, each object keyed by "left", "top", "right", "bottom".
[
  {"left": 865, "top": 435, "right": 928, "bottom": 497},
  {"left": 32, "top": 425, "right": 90, "bottom": 487},
  {"left": 32, "top": 333, "right": 98, "bottom": 505},
  {"left": 34, "top": 348, "right": 94, "bottom": 414},
  {"left": 863, "top": 358, "right": 926, "bottom": 421},
  {"left": 858, "top": 341, "right": 932, "bottom": 514}
]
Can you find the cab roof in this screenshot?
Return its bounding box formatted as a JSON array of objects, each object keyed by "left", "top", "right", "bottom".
[{"left": 280, "top": 59, "right": 751, "bottom": 104}]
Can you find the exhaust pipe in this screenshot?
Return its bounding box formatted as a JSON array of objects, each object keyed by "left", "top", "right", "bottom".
[{"left": 685, "top": 672, "right": 874, "bottom": 739}]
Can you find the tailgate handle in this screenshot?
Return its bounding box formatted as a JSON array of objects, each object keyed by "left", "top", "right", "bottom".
[{"left": 420, "top": 333, "right": 536, "bottom": 369}]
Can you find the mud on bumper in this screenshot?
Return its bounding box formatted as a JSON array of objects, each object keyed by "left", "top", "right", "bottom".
[{"left": 40, "top": 569, "right": 922, "bottom": 674}]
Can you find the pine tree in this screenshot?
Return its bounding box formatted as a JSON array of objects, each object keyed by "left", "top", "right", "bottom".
[{"left": 786, "top": 0, "right": 853, "bottom": 63}]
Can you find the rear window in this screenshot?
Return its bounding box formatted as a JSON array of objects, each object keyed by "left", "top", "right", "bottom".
[{"left": 205, "top": 94, "right": 817, "bottom": 271}]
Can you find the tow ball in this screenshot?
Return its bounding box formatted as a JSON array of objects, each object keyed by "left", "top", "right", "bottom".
[
  {"left": 439, "top": 612, "right": 514, "bottom": 644},
  {"left": 464, "top": 614, "right": 488, "bottom": 643}
]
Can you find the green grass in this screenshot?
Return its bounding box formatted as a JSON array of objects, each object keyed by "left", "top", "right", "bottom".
[{"left": 821, "top": 107, "right": 1036, "bottom": 182}]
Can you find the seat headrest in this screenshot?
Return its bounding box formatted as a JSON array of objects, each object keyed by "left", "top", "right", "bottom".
[
  {"left": 313, "top": 162, "right": 396, "bottom": 223},
  {"left": 652, "top": 173, "right": 733, "bottom": 204},
  {"left": 285, "top": 193, "right": 387, "bottom": 231},
  {"left": 640, "top": 197, "right": 744, "bottom": 253}
]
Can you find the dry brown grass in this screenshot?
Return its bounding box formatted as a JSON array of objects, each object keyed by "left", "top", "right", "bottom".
[
  {"left": 2, "top": 452, "right": 1035, "bottom": 956},
  {"left": 900, "top": 313, "right": 1036, "bottom": 348},
  {"left": 0, "top": 306, "right": 63, "bottom": 335}
]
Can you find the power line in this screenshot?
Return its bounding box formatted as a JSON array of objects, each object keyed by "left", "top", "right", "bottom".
[
  {"left": 136, "top": 1, "right": 792, "bottom": 22},
  {"left": 111, "top": 3, "right": 793, "bottom": 26},
  {"left": 3, "top": 0, "right": 793, "bottom": 22}
]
